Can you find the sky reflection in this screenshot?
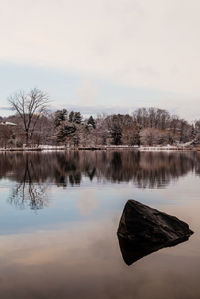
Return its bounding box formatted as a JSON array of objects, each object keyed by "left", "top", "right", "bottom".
[{"left": 0, "top": 151, "right": 199, "bottom": 298}]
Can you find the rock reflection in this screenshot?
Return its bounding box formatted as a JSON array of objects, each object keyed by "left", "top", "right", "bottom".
[{"left": 117, "top": 200, "right": 193, "bottom": 265}]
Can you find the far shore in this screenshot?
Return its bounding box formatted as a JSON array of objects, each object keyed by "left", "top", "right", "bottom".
[{"left": 0, "top": 145, "right": 199, "bottom": 152}]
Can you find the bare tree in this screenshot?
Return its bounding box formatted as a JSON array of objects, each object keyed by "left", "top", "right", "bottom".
[
  {"left": 140, "top": 128, "right": 160, "bottom": 146},
  {"left": 8, "top": 88, "right": 49, "bottom": 145},
  {"left": 105, "top": 114, "right": 133, "bottom": 145}
]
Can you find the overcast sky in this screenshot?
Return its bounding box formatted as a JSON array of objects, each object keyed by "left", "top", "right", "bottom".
[{"left": 0, "top": 0, "right": 200, "bottom": 120}]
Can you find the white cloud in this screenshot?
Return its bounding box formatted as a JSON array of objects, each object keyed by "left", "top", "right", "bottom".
[{"left": 0, "top": 0, "right": 200, "bottom": 97}]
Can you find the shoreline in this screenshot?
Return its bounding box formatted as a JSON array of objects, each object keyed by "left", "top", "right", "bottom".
[{"left": 0, "top": 145, "right": 199, "bottom": 152}]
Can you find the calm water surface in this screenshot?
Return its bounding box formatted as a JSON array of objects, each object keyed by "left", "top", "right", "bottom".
[{"left": 0, "top": 150, "right": 200, "bottom": 299}]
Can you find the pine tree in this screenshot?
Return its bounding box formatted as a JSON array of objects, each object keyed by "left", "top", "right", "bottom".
[
  {"left": 191, "top": 124, "right": 196, "bottom": 139},
  {"left": 54, "top": 109, "right": 67, "bottom": 127},
  {"left": 56, "top": 123, "right": 76, "bottom": 142},
  {"left": 74, "top": 112, "right": 82, "bottom": 124},
  {"left": 87, "top": 116, "right": 96, "bottom": 129},
  {"left": 69, "top": 111, "right": 74, "bottom": 123}
]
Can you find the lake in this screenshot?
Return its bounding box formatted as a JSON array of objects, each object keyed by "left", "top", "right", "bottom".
[{"left": 0, "top": 150, "right": 199, "bottom": 299}]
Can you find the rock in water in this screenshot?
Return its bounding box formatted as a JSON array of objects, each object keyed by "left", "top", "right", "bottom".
[{"left": 117, "top": 200, "right": 193, "bottom": 265}]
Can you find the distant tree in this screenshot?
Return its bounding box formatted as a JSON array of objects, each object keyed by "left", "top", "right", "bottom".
[
  {"left": 4, "top": 99, "right": 197, "bottom": 148},
  {"left": 54, "top": 109, "right": 67, "bottom": 127},
  {"left": 139, "top": 128, "right": 177, "bottom": 146},
  {"left": 169, "top": 115, "right": 180, "bottom": 134},
  {"left": 122, "top": 125, "right": 140, "bottom": 145},
  {"left": 140, "top": 128, "right": 160, "bottom": 146},
  {"left": 69, "top": 111, "right": 74, "bottom": 122},
  {"left": 32, "top": 114, "right": 55, "bottom": 146},
  {"left": 194, "top": 120, "right": 200, "bottom": 143},
  {"left": 87, "top": 116, "right": 96, "bottom": 129},
  {"left": 8, "top": 88, "right": 49, "bottom": 145},
  {"left": 105, "top": 114, "right": 133, "bottom": 145},
  {"left": 133, "top": 107, "right": 170, "bottom": 130},
  {"left": 179, "top": 119, "right": 191, "bottom": 143},
  {"left": 56, "top": 122, "right": 77, "bottom": 144},
  {"left": 68, "top": 111, "right": 82, "bottom": 124},
  {"left": 191, "top": 124, "right": 196, "bottom": 139},
  {"left": 0, "top": 125, "right": 13, "bottom": 148},
  {"left": 74, "top": 112, "right": 82, "bottom": 124}
]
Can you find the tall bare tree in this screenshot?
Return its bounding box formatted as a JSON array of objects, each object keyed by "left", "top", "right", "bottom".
[{"left": 8, "top": 88, "right": 49, "bottom": 145}]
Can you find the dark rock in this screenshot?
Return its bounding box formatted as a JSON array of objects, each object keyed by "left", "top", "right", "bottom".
[{"left": 117, "top": 200, "right": 194, "bottom": 265}]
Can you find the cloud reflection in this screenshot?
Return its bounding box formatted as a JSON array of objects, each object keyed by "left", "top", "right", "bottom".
[{"left": 76, "top": 189, "right": 99, "bottom": 216}]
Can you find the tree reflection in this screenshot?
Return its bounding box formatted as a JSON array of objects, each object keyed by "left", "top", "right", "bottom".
[
  {"left": 0, "top": 150, "right": 199, "bottom": 210},
  {"left": 8, "top": 155, "right": 48, "bottom": 210}
]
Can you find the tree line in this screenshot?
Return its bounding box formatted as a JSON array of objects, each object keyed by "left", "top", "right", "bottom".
[{"left": 0, "top": 88, "right": 199, "bottom": 148}]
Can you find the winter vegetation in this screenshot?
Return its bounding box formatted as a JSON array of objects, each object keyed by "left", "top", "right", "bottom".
[{"left": 0, "top": 88, "right": 200, "bottom": 150}]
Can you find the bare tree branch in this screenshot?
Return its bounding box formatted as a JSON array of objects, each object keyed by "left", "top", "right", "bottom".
[{"left": 8, "top": 88, "right": 49, "bottom": 145}]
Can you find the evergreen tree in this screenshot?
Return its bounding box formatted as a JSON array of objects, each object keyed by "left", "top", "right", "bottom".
[
  {"left": 74, "top": 112, "right": 82, "bottom": 124},
  {"left": 87, "top": 116, "right": 96, "bottom": 129},
  {"left": 56, "top": 123, "right": 76, "bottom": 142},
  {"left": 69, "top": 111, "right": 74, "bottom": 122},
  {"left": 54, "top": 109, "right": 67, "bottom": 127},
  {"left": 191, "top": 124, "right": 196, "bottom": 139}
]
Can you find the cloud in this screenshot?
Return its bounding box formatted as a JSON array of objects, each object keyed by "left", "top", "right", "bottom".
[
  {"left": 76, "top": 80, "right": 99, "bottom": 106},
  {"left": 0, "top": 0, "right": 200, "bottom": 96},
  {"left": 0, "top": 106, "right": 12, "bottom": 111}
]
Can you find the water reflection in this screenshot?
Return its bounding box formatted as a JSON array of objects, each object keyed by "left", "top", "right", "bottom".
[
  {"left": 0, "top": 151, "right": 198, "bottom": 186},
  {"left": 0, "top": 150, "right": 199, "bottom": 209},
  {"left": 0, "top": 151, "right": 199, "bottom": 298},
  {"left": 8, "top": 155, "right": 48, "bottom": 210}
]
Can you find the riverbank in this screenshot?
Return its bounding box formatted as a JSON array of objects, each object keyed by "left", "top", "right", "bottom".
[
  {"left": 0, "top": 145, "right": 66, "bottom": 152},
  {"left": 0, "top": 145, "right": 199, "bottom": 152}
]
